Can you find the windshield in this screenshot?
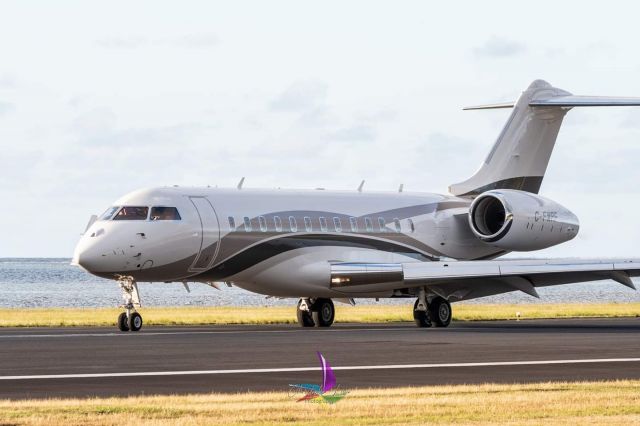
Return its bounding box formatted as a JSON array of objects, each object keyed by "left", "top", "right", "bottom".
[
  {"left": 113, "top": 206, "right": 149, "bottom": 221},
  {"left": 150, "top": 207, "right": 181, "bottom": 220},
  {"left": 98, "top": 206, "right": 119, "bottom": 221}
]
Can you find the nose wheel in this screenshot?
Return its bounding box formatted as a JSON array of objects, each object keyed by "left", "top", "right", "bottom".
[{"left": 116, "top": 276, "right": 143, "bottom": 332}]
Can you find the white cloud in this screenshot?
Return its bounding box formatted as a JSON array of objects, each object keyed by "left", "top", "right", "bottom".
[
  {"left": 0, "top": 101, "right": 14, "bottom": 116},
  {"left": 269, "top": 81, "right": 328, "bottom": 112},
  {"left": 473, "top": 36, "right": 527, "bottom": 58},
  {"left": 327, "top": 125, "right": 376, "bottom": 142},
  {"left": 0, "top": 73, "right": 17, "bottom": 88},
  {"left": 94, "top": 33, "right": 218, "bottom": 49}
]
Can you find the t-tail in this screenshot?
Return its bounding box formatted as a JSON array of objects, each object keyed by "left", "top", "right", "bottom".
[{"left": 449, "top": 79, "right": 640, "bottom": 197}]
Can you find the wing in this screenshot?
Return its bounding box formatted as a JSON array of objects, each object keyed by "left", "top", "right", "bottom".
[{"left": 330, "top": 259, "right": 639, "bottom": 301}]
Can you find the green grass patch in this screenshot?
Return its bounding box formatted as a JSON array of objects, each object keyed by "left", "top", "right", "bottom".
[
  {"left": 0, "top": 302, "right": 637, "bottom": 327},
  {"left": 0, "top": 380, "right": 639, "bottom": 425}
]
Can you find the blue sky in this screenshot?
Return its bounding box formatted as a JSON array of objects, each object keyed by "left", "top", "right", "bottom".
[{"left": 1, "top": 0, "right": 640, "bottom": 257}]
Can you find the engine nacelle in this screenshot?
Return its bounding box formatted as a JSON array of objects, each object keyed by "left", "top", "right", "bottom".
[{"left": 468, "top": 189, "right": 579, "bottom": 251}]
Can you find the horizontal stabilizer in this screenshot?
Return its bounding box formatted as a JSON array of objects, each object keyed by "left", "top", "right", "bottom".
[
  {"left": 465, "top": 96, "right": 640, "bottom": 110},
  {"left": 463, "top": 102, "right": 515, "bottom": 110},
  {"left": 529, "top": 95, "right": 640, "bottom": 107}
]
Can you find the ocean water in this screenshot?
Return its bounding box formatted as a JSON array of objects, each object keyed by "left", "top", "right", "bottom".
[{"left": 0, "top": 258, "right": 638, "bottom": 308}]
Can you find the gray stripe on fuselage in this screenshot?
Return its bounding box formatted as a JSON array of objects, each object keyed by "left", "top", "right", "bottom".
[{"left": 214, "top": 201, "right": 470, "bottom": 264}]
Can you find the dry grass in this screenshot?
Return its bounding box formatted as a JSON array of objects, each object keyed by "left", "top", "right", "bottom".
[
  {"left": 0, "top": 303, "right": 637, "bottom": 327},
  {"left": 0, "top": 380, "right": 638, "bottom": 425}
]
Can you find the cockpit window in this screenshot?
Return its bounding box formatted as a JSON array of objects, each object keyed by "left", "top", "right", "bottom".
[
  {"left": 150, "top": 207, "right": 181, "bottom": 221},
  {"left": 113, "top": 206, "right": 149, "bottom": 221},
  {"left": 99, "top": 206, "right": 119, "bottom": 221}
]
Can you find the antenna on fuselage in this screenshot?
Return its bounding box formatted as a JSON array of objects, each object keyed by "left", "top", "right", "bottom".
[
  {"left": 357, "top": 180, "right": 365, "bottom": 193},
  {"left": 237, "top": 177, "right": 245, "bottom": 190},
  {"left": 398, "top": 184, "right": 404, "bottom": 193}
]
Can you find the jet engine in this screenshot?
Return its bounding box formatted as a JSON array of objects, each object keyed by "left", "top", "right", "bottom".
[{"left": 468, "top": 189, "right": 579, "bottom": 251}]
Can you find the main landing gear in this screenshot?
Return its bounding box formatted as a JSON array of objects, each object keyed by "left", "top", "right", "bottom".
[
  {"left": 296, "top": 298, "right": 335, "bottom": 328},
  {"left": 413, "top": 290, "right": 452, "bottom": 328},
  {"left": 116, "top": 276, "right": 143, "bottom": 332}
]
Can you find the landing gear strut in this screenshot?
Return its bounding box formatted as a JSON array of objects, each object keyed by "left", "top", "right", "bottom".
[
  {"left": 296, "top": 298, "right": 335, "bottom": 328},
  {"left": 413, "top": 288, "right": 431, "bottom": 327},
  {"left": 117, "top": 276, "right": 143, "bottom": 332},
  {"left": 296, "top": 299, "right": 315, "bottom": 327}
]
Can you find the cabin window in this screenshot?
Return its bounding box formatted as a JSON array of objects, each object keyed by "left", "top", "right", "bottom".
[
  {"left": 365, "top": 217, "right": 373, "bottom": 232},
  {"left": 408, "top": 218, "right": 415, "bottom": 233},
  {"left": 304, "top": 216, "right": 312, "bottom": 232},
  {"left": 113, "top": 206, "right": 149, "bottom": 221},
  {"left": 228, "top": 216, "right": 236, "bottom": 229},
  {"left": 258, "top": 216, "right": 267, "bottom": 232},
  {"left": 319, "top": 217, "right": 328, "bottom": 232},
  {"left": 289, "top": 216, "right": 297, "bottom": 232},
  {"left": 349, "top": 217, "right": 358, "bottom": 232},
  {"left": 333, "top": 217, "right": 342, "bottom": 232},
  {"left": 99, "top": 206, "right": 119, "bottom": 221},
  {"left": 274, "top": 216, "right": 282, "bottom": 232},
  {"left": 243, "top": 216, "right": 252, "bottom": 232},
  {"left": 394, "top": 218, "right": 401, "bottom": 233},
  {"left": 150, "top": 207, "right": 181, "bottom": 221},
  {"left": 378, "top": 217, "right": 386, "bottom": 232}
]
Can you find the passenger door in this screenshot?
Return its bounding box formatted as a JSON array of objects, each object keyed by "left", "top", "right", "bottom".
[{"left": 188, "top": 196, "right": 220, "bottom": 272}]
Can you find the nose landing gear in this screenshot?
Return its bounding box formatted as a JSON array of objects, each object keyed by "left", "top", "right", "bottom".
[{"left": 116, "top": 276, "right": 143, "bottom": 332}]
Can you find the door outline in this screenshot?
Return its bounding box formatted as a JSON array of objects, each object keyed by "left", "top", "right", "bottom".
[{"left": 188, "top": 196, "right": 221, "bottom": 272}]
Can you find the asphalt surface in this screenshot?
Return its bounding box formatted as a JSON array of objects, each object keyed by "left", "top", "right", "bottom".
[{"left": 0, "top": 318, "right": 639, "bottom": 399}]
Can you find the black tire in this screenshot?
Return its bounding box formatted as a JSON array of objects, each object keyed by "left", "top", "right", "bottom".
[
  {"left": 413, "top": 299, "right": 431, "bottom": 328},
  {"left": 429, "top": 297, "right": 452, "bottom": 328},
  {"left": 296, "top": 300, "right": 315, "bottom": 327},
  {"left": 311, "top": 298, "right": 335, "bottom": 327},
  {"left": 129, "top": 312, "right": 143, "bottom": 332},
  {"left": 117, "top": 312, "right": 130, "bottom": 332}
]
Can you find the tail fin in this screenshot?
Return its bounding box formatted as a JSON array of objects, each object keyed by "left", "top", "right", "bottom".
[{"left": 449, "top": 79, "right": 640, "bottom": 197}]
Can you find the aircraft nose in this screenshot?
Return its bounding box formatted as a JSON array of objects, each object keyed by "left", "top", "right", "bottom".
[
  {"left": 72, "top": 231, "right": 107, "bottom": 273},
  {"left": 74, "top": 245, "right": 102, "bottom": 272}
]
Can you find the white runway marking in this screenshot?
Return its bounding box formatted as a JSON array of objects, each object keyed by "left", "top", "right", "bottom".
[{"left": 1, "top": 358, "right": 639, "bottom": 380}]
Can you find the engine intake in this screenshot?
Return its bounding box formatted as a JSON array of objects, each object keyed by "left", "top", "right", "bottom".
[{"left": 468, "top": 189, "right": 579, "bottom": 251}]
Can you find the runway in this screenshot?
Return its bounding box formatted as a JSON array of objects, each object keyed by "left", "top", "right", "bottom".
[{"left": 0, "top": 318, "right": 639, "bottom": 399}]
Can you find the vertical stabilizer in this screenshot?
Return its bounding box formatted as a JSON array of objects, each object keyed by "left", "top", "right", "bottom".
[{"left": 449, "top": 80, "right": 571, "bottom": 197}]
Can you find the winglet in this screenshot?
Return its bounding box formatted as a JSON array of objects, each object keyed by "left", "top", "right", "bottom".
[
  {"left": 237, "top": 177, "right": 245, "bottom": 190},
  {"left": 357, "top": 180, "right": 365, "bottom": 193}
]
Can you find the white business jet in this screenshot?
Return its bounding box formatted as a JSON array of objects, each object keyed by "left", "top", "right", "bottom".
[{"left": 73, "top": 80, "right": 640, "bottom": 332}]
